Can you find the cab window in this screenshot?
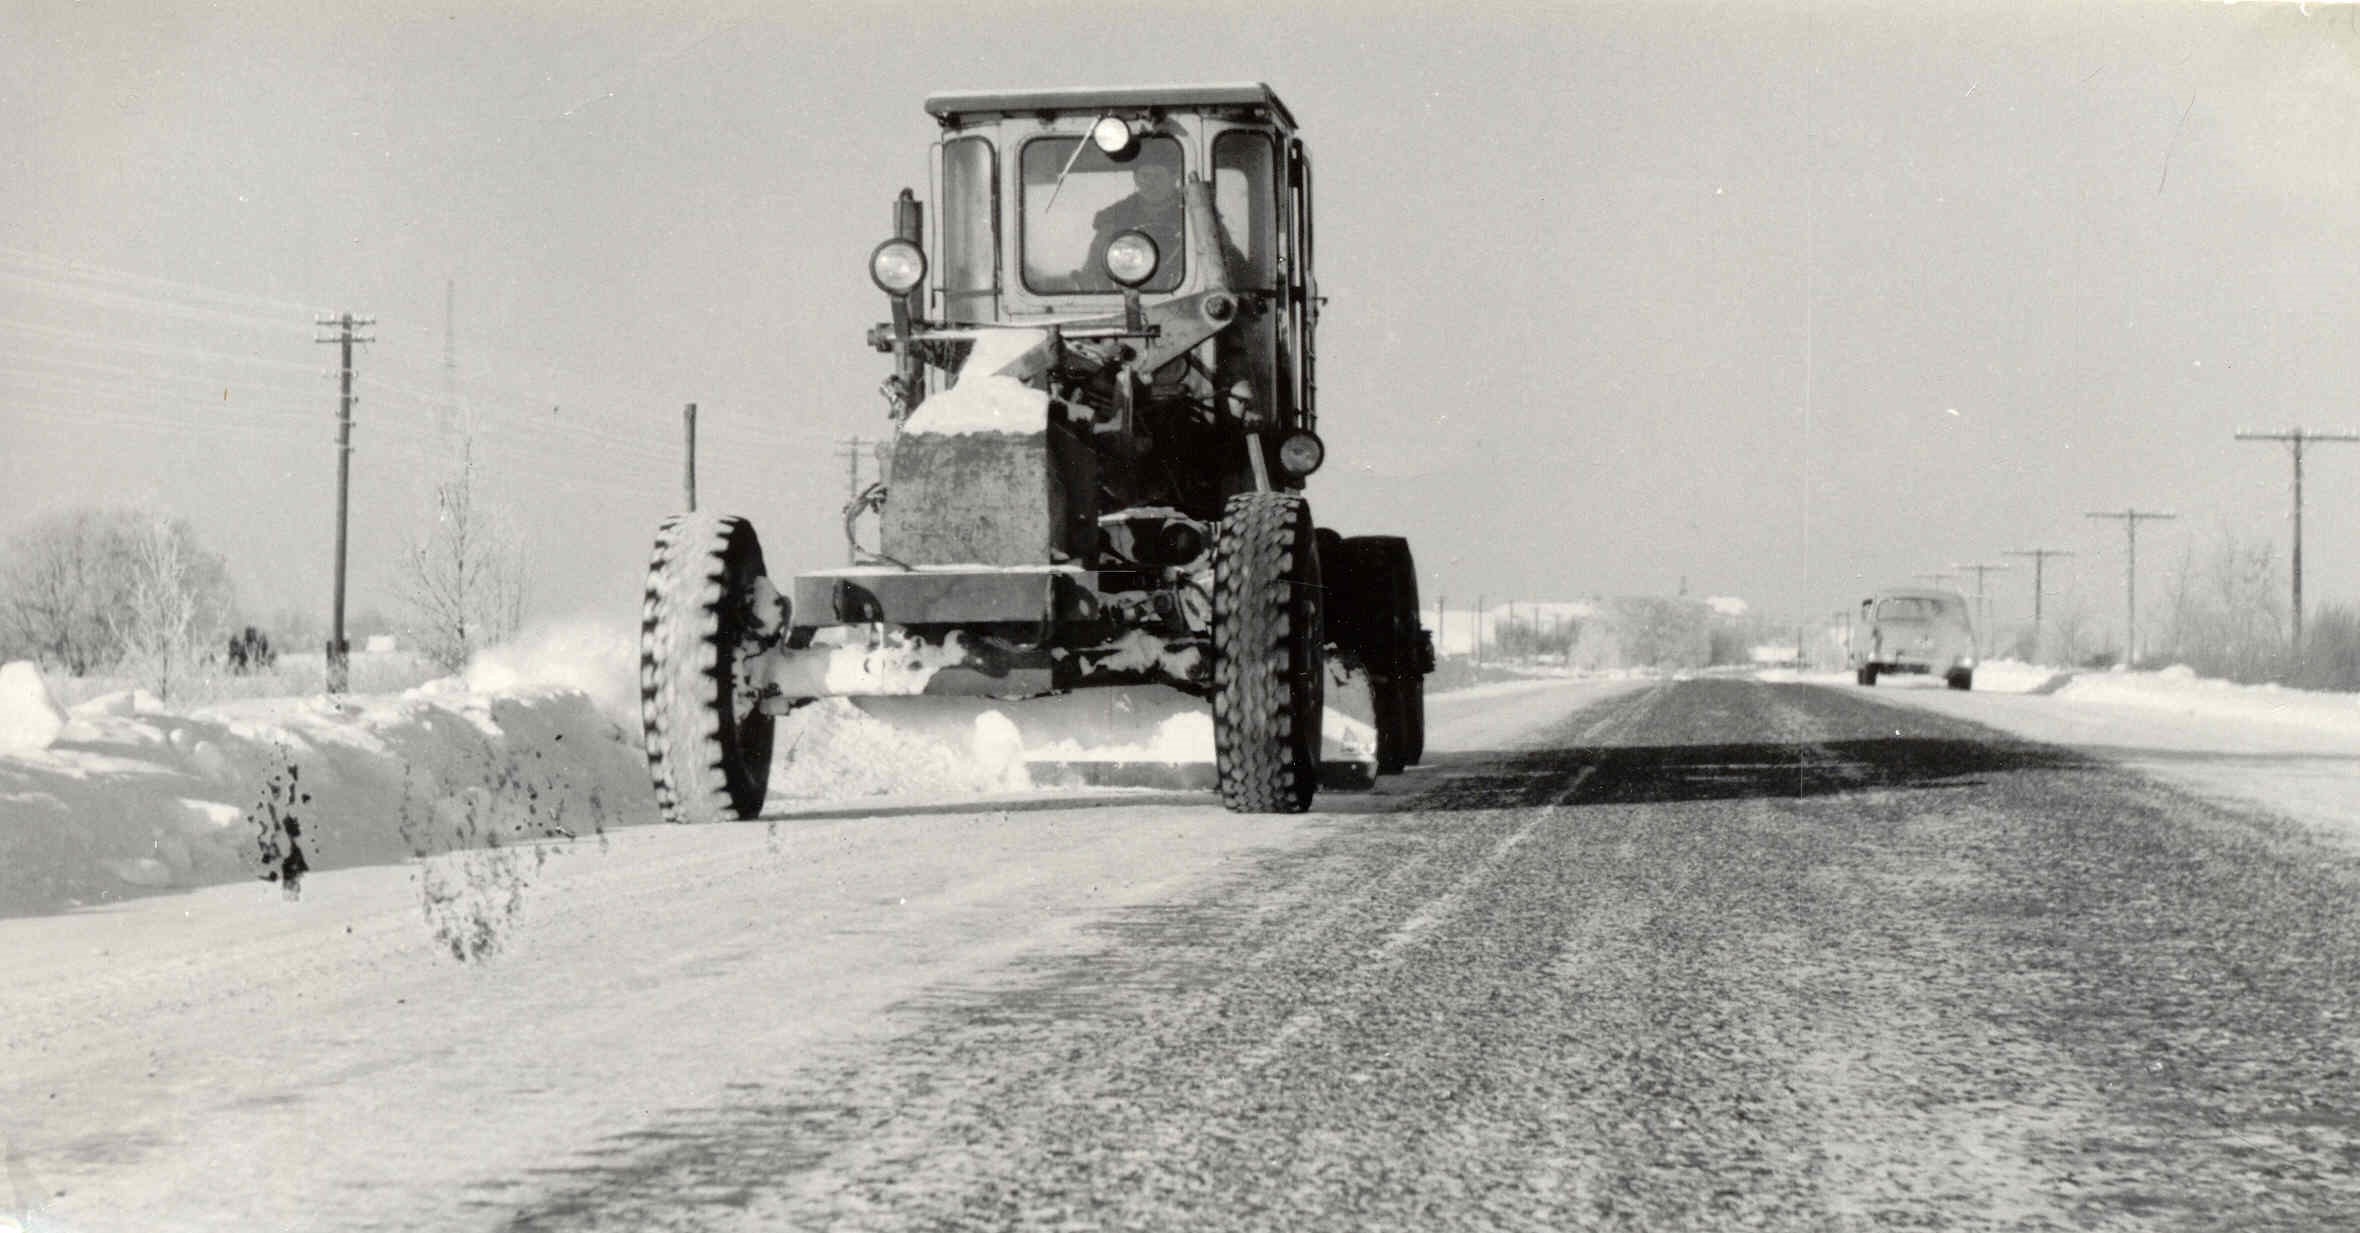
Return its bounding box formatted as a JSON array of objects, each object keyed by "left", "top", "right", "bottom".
[
  {"left": 1212, "top": 132, "right": 1278, "bottom": 291},
  {"left": 1019, "top": 135, "right": 1186, "bottom": 295},
  {"left": 939, "top": 137, "right": 997, "bottom": 318}
]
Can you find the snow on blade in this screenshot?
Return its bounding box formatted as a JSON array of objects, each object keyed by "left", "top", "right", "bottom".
[{"left": 898, "top": 328, "right": 1054, "bottom": 437}]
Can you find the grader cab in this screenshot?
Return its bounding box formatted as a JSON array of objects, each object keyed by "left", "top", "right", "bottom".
[{"left": 639, "top": 83, "right": 1433, "bottom": 819}]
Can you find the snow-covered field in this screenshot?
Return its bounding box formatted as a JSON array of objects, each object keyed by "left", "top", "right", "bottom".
[
  {"left": 0, "top": 624, "right": 1380, "bottom": 922},
  {"left": 1763, "top": 660, "right": 2360, "bottom": 855}
]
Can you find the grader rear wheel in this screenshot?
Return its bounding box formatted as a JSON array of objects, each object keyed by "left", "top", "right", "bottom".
[
  {"left": 1213, "top": 493, "right": 1325, "bottom": 814},
  {"left": 640, "top": 513, "right": 777, "bottom": 824},
  {"left": 1338, "top": 535, "right": 1426, "bottom": 775}
]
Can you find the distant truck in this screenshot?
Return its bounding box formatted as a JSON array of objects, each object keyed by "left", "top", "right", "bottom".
[{"left": 1850, "top": 587, "right": 1976, "bottom": 690}]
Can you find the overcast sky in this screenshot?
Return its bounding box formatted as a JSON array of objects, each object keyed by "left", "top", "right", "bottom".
[{"left": 5, "top": 0, "right": 2358, "bottom": 643}]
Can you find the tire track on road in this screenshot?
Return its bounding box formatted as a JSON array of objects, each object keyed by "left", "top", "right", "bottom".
[{"left": 493, "top": 679, "right": 2360, "bottom": 1232}]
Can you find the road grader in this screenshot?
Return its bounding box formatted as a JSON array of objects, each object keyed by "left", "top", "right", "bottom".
[{"left": 640, "top": 83, "right": 1433, "bottom": 820}]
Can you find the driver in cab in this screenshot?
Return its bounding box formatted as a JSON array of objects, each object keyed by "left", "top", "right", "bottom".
[{"left": 1079, "top": 147, "right": 1185, "bottom": 293}]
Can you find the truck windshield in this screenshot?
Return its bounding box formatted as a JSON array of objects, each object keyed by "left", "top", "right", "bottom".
[
  {"left": 1876, "top": 597, "right": 1960, "bottom": 622},
  {"left": 1019, "top": 135, "right": 1186, "bottom": 295}
]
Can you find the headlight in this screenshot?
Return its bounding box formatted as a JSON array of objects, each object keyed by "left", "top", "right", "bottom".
[
  {"left": 1275, "top": 430, "right": 1325, "bottom": 478},
  {"left": 1091, "top": 116, "right": 1136, "bottom": 156},
  {"left": 1104, "top": 231, "right": 1160, "bottom": 288},
  {"left": 869, "top": 238, "right": 927, "bottom": 296},
  {"left": 1958, "top": 655, "right": 1977, "bottom": 668}
]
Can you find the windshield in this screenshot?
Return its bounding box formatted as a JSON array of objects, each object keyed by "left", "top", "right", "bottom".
[
  {"left": 1876, "top": 596, "right": 1963, "bottom": 622},
  {"left": 1020, "top": 134, "right": 1186, "bottom": 295}
]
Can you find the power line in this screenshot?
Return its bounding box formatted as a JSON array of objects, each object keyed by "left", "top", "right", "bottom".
[
  {"left": 2234, "top": 427, "right": 2360, "bottom": 647},
  {"left": 0, "top": 244, "right": 332, "bottom": 316},
  {"left": 2085, "top": 508, "right": 2176, "bottom": 667}
]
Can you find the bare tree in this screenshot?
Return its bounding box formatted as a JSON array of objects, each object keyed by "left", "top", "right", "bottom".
[
  {"left": 396, "top": 443, "right": 527, "bottom": 673},
  {"left": 78, "top": 510, "right": 234, "bottom": 699},
  {"left": 3, "top": 508, "right": 229, "bottom": 683},
  {"left": 1, "top": 510, "right": 122, "bottom": 674},
  {"left": 2153, "top": 524, "right": 2286, "bottom": 682},
  {"left": 2046, "top": 592, "right": 2098, "bottom": 667}
]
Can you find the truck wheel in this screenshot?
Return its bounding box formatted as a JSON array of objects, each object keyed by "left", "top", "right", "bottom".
[
  {"left": 1379, "top": 540, "right": 1427, "bottom": 768},
  {"left": 1213, "top": 492, "right": 1325, "bottom": 813},
  {"left": 1341, "top": 535, "right": 1426, "bottom": 775},
  {"left": 1859, "top": 665, "right": 1879, "bottom": 686},
  {"left": 640, "top": 513, "right": 776, "bottom": 824},
  {"left": 1400, "top": 673, "right": 1426, "bottom": 766},
  {"left": 1948, "top": 670, "right": 1974, "bottom": 691}
]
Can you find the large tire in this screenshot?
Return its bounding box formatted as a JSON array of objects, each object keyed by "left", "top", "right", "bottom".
[
  {"left": 1399, "top": 672, "right": 1426, "bottom": 766},
  {"left": 1338, "top": 536, "right": 1427, "bottom": 774},
  {"left": 1948, "top": 670, "right": 1974, "bottom": 691},
  {"left": 1213, "top": 493, "right": 1325, "bottom": 813},
  {"left": 640, "top": 513, "right": 776, "bottom": 824}
]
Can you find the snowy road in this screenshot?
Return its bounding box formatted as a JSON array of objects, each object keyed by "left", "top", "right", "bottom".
[{"left": 8, "top": 676, "right": 2360, "bottom": 1230}]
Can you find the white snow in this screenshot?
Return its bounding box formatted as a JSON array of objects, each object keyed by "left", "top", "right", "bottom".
[
  {"left": 461, "top": 619, "right": 638, "bottom": 721},
  {"left": 1765, "top": 659, "right": 2360, "bottom": 855},
  {"left": 0, "top": 660, "right": 69, "bottom": 752},
  {"left": 898, "top": 373, "right": 1051, "bottom": 437},
  {"left": 0, "top": 670, "right": 655, "bottom": 918},
  {"left": 1, "top": 622, "right": 1390, "bottom": 918},
  {"left": 897, "top": 328, "right": 1054, "bottom": 436}
]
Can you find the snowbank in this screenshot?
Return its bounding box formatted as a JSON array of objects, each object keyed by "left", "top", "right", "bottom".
[
  {"left": 1766, "top": 657, "right": 2360, "bottom": 739},
  {"left": 0, "top": 661, "right": 69, "bottom": 752},
  {"left": 0, "top": 673, "right": 653, "bottom": 918},
  {"left": 2049, "top": 663, "right": 2360, "bottom": 739},
  {"left": 0, "top": 622, "right": 1384, "bottom": 918}
]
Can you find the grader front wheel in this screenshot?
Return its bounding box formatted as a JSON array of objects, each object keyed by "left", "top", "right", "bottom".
[
  {"left": 640, "top": 513, "right": 777, "bottom": 824},
  {"left": 1213, "top": 493, "right": 1325, "bottom": 814}
]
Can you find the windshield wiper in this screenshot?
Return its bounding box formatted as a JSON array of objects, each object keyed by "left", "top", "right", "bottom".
[{"left": 1042, "top": 116, "right": 1106, "bottom": 213}]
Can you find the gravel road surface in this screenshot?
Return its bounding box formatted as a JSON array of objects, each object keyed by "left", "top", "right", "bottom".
[
  {"left": 9, "top": 677, "right": 2357, "bottom": 1231},
  {"left": 511, "top": 678, "right": 2358, "bottom": 1231}
]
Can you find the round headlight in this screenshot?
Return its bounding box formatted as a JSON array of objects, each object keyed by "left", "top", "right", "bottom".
[
  {"left": 869, "top": 238, "right": 927, "bottom": 296},
  {"left": 1104, "top": 231, "right": 1160, "bottom": 288},
  {"left": 1275, "top": 430, "right": 1325, "bottom": 478},
  {"left": 1091, "top": 116, "right": 1136, "bottom": 156}
]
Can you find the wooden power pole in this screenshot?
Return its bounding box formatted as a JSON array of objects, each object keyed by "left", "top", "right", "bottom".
[
  {"left": 2003, "top": 547, "right": 2074, "bottom": 662},
  {"left": 1950, "top": 561, "right": 2010, "bottom": 657},
  {"left": 2085, "top": 508, "right": 2176, "bottom": 667},
  {"left": 682, "top": 403, "right": 698, "bottom": 511},
  {"left": 2235, "top": 428, "right": 2360, "bottom": 647},
  {"left": 314, "top": 310, "right": 374, "bottom": 693}
]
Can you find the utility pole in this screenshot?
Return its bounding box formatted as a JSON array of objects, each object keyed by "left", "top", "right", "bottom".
[
  {"left": 1475, "top": 593, "right": 1486, "bottom": 668},
  {"left": 2002, "top": 548, "right": 2074, "bottom": 662},
  {"left": 314, "top": 310, "right": 374, "bottom": 693},
  {"left": 1949, "top": 562, "right": 2010, "bottom": 657},
  {"left": 2086, "top": 508, "right": 2176, "bottom": 667},
  {"left": 2235, "top": 428, "right": 2360, "bottom": 647},
  {"left": 1435, "top": 595, "right": 1446, "bottom": 662},
  {"left": 682, "top": 403, "right": 698, "bottom": 511}
]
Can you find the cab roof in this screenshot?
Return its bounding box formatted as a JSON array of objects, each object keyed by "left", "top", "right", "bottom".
[
  {"left": 1868, "top": 587, "right": 1968, "bottom": 603},
  {"left": 924, "top": 82, "right": 1296, "bottom": 129}
]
